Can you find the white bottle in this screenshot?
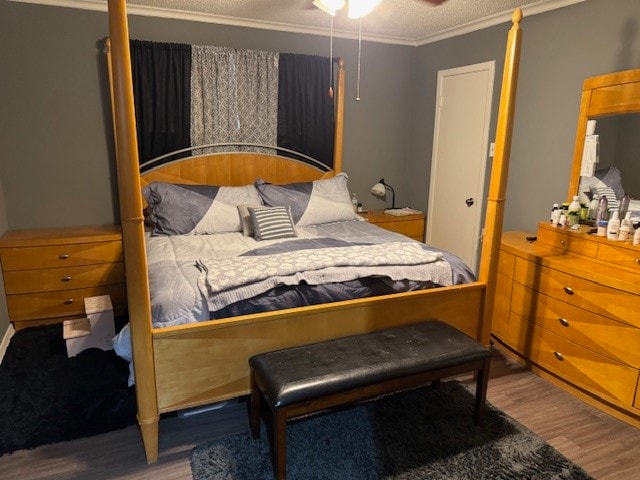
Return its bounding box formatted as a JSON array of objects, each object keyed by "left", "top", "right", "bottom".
[
  {"left": 633, "top": 226, "right": 640, "bottom": 246},
  {"left": 568, "top": 195, "right": 581, "bottom": 227},
  {"left": 351, "top": 192, "right": 358, "bottom": 212},
  {"left": 606, "top": 209, "right": 620, "bottom": 241},
  {"left": 551, "top": 204, "right": 561, "bottom": 226},
  {"left": 618, "top": 212, "right": 632, "bottom": 242}
]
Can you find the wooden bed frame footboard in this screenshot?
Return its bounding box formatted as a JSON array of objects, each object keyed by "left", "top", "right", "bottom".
[
  {"left": 106, "top": 0, "right": 522, "bottom": 463},
  {"left": 152, "top": 283, "right": 485, "bottom": 413}
]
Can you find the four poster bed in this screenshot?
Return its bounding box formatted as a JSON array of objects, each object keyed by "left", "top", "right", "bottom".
[{"left": 105, "top": 0, "right": 523, "bottom": 463}]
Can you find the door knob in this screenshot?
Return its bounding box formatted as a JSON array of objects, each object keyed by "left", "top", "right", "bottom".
[{"left": 465, "top": 198, "right": 475, "bottom": 207}]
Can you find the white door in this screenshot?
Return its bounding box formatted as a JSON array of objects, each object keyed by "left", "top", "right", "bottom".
[{"left": 426, "top": 62, "right": 495, "bottom": 273}]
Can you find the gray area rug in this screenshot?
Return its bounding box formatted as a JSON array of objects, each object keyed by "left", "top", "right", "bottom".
[{"left": 190, "top": 381, "right": 593, "bottom": 480}]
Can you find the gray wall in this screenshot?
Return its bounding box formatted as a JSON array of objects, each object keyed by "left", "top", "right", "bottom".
[
  {"left": 409, "top": 0, "right": 640, "bottom": 232},
  {"left": 0, "top": 1, "right": 415, "bottom": 229},
  {"left": 0, "top": 174, "right": 8, "bottom": 339}
]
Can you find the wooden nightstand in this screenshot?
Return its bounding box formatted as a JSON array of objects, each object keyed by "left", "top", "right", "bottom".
[
  {"left": 0, "top": 225, "right": 127, "bottom": 331},
  {"left": 359, "top": 210, "right": 425, "bottom": 242}
]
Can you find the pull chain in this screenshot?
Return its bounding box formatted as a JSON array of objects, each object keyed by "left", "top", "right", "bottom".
[
  {"left": 356, "top": 19, "right": 362, "bottom": 101},
  {"left": 328, "top": 15, "right": 334, "bottom": 98}
]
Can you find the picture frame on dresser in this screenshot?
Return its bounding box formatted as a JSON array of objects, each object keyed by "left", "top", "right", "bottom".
[{"left": 492, "top": 68, "right": 640, "bottom": 429}]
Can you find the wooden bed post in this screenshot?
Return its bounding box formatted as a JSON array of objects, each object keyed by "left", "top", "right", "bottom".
[
  {"left": 477, "top": 8, "right": 523, "bottom": 345},
  {"left": 333, "top": 59, "right": 345, "bottom": 173},
  {"left": 107, "top": 0, "right": 160, "bottom": 463}
]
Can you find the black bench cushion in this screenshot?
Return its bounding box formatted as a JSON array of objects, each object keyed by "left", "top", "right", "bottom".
[{"left": 249, "top": 320, "right": 491, "bottom": 408}]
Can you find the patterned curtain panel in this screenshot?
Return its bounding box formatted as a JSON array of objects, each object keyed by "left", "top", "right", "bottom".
[
  {"left": 130, "top": 40, "right": 192, "bottom": 165},
  {"left": 278, "top": 54, "right": 336, "bottom": 168},
  {"left": 190, "top": 46, "right": 279, "bottom": 153}
]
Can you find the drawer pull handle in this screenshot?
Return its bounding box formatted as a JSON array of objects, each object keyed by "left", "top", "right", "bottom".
[
  {"left": 558, "top": 318, "right": 570, "bottom": 327},
  {"left": 563, "top": 286, "right": 574, "bottom": 295},
  {"left": 58, "top": 254, "right": 69, "bottom": 260},
  {"left": 64, "top": 298, "right": 74, "bottom": 305},
  {"left": 553, "top": 351, "right": 564, "bottom": 361},
  {"left": 560, "top": 240, "right": 566, "bottom": 247},
  {"left": 61, "top": 276, "right": 72, "bottom": 282},
  {"left": 636, "top": 258, "right": 640, "bottom": 265}
]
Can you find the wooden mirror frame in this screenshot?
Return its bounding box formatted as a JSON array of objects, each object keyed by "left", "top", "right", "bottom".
[{"left": 567, "top": 68, "right": 640, "bottom": 200}]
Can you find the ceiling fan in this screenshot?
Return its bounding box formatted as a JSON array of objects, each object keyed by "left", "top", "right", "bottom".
[{"left": 312, "top": 0, "right": 448, "bottom": 19}]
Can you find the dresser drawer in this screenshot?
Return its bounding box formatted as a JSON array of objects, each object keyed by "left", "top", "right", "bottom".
[
  {"left": 0, "top": 240, "right": 123, "bottom": 270},
  {"left": 2, "top": 262, "right": 126, "bottom": 294},
  {"left": 510, "top": 281, "right": 640, "bottom": 368},
  {"left": 6, "top": 285, "right": 127, "bottom": 321},
  {"left": 537, "top": 227, "right": 598, "bottom": 257},
  {"left": 596, "top": 243, "right": 640, "bottom": 272},
  {"left": 507, "top": 313, "right": 638, "bottom": 407},
  {"left": 513, "top": 257, "right": 640, "bottom": 328}
]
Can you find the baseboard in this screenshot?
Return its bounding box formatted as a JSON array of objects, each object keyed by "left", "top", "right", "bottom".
[{"left": 0, "top": 324, "right": 15, "bottom": 365}]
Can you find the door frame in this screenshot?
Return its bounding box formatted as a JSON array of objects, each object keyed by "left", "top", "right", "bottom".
[{"left": 426, "top": 61, "right": 495, "bottom": 273}]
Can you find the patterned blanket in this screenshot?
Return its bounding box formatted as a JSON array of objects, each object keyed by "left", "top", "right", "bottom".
[{"left": 196, "top": 241, "right": 452, "bottom": 312}]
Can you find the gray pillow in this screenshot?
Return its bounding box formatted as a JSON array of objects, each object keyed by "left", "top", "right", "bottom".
[
  {"left": 143, "top": 181, "right": 263, "bottom": 235},
  {"left": 255, "top": 172, "right": 358, "bottom": 226},
  {"left": 248, "top": 205, "right": 297, "bottom": 241}
]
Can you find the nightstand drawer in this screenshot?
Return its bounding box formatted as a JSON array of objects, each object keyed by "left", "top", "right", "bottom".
[
  {"left": 6, "top": 284, "right": 127, "bottom": 321},
  {"left": 0, "top": 241, "right": 123, "bottom": 270},
  {"left": 3, "top": 262, "right": 126, "bottom": 294},
  {"left": 381, "top": 219, "right": 424, "bottom": 238},
  {"left": 507, "top": 313, "right": 638, "bottom": 407}
]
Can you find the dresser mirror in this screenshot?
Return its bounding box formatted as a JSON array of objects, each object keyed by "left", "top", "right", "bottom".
[{"left": 568, "top": 69, "right": 640, "bottom": 204}]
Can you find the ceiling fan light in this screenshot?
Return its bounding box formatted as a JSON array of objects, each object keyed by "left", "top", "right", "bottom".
[
  {"left": 347, "top": 0, "right": 382, "bottom": 19},
  {"left": 313, "top": 0, "right": 345, "bottom": 16}
]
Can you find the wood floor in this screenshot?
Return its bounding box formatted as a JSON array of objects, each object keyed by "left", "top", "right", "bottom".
[{"left": 1, "top": 347, "right": 639, "bottom": 480}]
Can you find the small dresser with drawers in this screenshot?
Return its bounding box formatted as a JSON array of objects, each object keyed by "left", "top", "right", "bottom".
[
  {"left": 0, "top": 225, "right": 127, "bottom": 331},
  {"left": 493, "top": 223, "right": 640, "bottom": 427}
]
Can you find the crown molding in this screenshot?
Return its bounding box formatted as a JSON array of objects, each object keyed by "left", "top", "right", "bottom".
[{"left": 10, "top": 0, "right": 585, "bottom": 47}]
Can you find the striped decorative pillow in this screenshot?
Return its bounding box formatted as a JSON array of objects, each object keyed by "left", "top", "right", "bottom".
[{"left": 249, "top": 206, "right": 297, "bottom": 241}]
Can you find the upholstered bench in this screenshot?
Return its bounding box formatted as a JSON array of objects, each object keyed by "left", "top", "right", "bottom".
[{"left": 248, "top": 320, "right": 492, "bottom": 480}]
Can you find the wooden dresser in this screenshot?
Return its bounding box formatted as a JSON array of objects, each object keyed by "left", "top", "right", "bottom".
[
  {"left": 0, "top": 225, "right": 127, "bottom": 331},
  {"left": 360, "top": 210, "right": 425, "bottom": 242},
  {"left": 493, "top": 223, "right": 640, "bottom": 427}
]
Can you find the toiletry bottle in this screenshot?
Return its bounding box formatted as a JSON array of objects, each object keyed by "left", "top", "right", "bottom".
[
  {"left": 595, "top": 195, "right": 608, "bottom": 223},
  {"left": 351, "top": 193, "right": 358, "bottom": 212},
  {"left": 619, "top": 194, "right": 630, "bottom": 220},
  {"left": 587, "top": 194, "right": 600, "bottom": 222},
  {"left": 597, "top": 220, "right": 608, "bottom": 237},
  {"left": 607, "top": 209, "right": 620, "bottom": 241},
  {"left": 568, "top": 195, "right": 581, "bottom": 227},
  {"left": 618, "top": 212, "right": 632, "bottom": 242},
  {"left": 633, "top": 226, "right": 640, "bottom": 246},
  {"left": 550, "top": 203, "right": 560, "bottom": 225}
]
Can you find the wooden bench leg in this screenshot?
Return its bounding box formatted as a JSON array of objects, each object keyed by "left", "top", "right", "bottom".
[
  {"left": 474, "top": 357, "right": 491, "bottom": 425},
  {"left": 250, "top": 370, "right": 261, "bottom": 439},
  {"left": 273, "top": 408, "right": 287, "bottom": 480}
]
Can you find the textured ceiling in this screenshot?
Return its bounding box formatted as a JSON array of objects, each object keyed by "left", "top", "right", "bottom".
[
  {"left": 17, "top": 0, "right": 584, "bottom": 45},
  {"left": 123, "top": 0, "right": 582, "bottom": 44}
]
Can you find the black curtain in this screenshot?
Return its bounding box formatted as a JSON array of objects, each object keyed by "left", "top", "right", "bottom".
[
  {"left": 130, "top": 40, "right": 192, "bottom": 165},
  {"left": 277, "top": 54, "right": 336, "bottom": 168}
]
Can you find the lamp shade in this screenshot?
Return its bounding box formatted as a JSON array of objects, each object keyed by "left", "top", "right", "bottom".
[
  {"left": 371, "top": 182, "right": 386, "bottom": 197},
  {"left": 370, "top": 178, "right": 395, "bottom": 209}
]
